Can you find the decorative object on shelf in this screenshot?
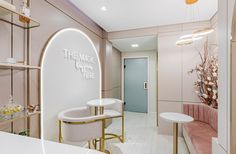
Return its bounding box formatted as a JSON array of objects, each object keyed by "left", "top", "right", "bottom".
[
  {"left": 0, "top": 0, "right": 40, "bottom": 28},
  {"left": 18, "top": 130, "right": 30, "bottom": 136},
  {"left": 27, "top": 105, "right": 39, "bottom": 113},
  {"left": 0, "top": 95, "right": 24, "bottom": 117},
  {"left": 19, "top": 0, "right": 30, "bottom": 23},
  {"left": 14, "top": 130, "right": 30, "bottom": 136},
  {"left": 189, "top": 41, "right": 218, "bottom": 109},
  {"left": 0, "top": 0, "right": 16, "bottom": 14},
  {"left": 0, "top": 110, "right": 40, "bottom": 125}
]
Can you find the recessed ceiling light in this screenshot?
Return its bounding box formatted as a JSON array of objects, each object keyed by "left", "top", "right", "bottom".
[
  {"left": 131, "top": 44, "right": 139, "bottom": 48},
  {"left": 100, "top": 6, "right": 107, "bottom": 11}
]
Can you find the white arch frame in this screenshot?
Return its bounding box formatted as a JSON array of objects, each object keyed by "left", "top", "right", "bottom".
[{"left": 40, "top": 28, "right": 102, "bottom": 140}]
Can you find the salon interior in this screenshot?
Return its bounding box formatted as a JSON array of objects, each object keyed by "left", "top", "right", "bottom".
[{"left": 0, "top": 0, "right": 236, "bottom": 154}]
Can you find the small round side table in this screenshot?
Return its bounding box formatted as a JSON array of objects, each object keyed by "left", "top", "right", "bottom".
[{"left": 160, "top": 112, "right": 194, "bottom": 154}]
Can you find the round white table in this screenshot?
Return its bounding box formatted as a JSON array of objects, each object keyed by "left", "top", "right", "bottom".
[
  {"left": 87, "top": 98, "right": 116, "bottom": 115},
  {"left": 160, "top": 112, "right": 194, "bottom": 154},
  {"left": 87, "top": 98, "right": 116, "bottom": 152}
]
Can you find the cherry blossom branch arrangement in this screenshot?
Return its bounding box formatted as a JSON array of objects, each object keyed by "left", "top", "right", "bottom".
[{"left": 189, "top": 41, "right": 218, "bottom": 109}]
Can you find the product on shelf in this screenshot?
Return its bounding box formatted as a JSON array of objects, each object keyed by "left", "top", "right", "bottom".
[
  {"left": 0, "top": 95, "right": 23, "bottom": 116},
  {"left": 27, "top": 105, "right": 39, "bottom": 113},
  {"left": 19, "top": 0, "right": 30, "bottom": 23}
]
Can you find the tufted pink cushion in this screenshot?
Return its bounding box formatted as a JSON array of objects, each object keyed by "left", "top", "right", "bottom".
[
  {"left": 183, "top": 103, "right": 218, "bottom": 131},
  {"left": 183, "top": 103, "right": 218, "bottom": 154}
]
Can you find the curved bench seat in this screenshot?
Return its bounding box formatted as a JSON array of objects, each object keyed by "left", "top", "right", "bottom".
[{"left": 183, "top": 103, "right": 218, "bottom": 154}]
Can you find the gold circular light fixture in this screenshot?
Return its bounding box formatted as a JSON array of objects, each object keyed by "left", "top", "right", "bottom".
[
  {"left": 193, "top": 28, "right": 214, "bottom": 37},
  {"left": 185, "top": 0, "right": 198, "bottom": 5},
  {"left": 176, "top": 36, "right": 203, "bottom": 46},
  {"left": 176, "top": 39, "right": 193, "bottom": 46},
  {"left": 179, "top": 28, "right": 214, "bottom": 39}
]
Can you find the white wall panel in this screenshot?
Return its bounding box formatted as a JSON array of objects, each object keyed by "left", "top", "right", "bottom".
[
  {"left": 41, "top": 28, "right": 101, "bottom": 141},
  {"left": 158, "top": 34, "right": 182, "bottom": 101}
]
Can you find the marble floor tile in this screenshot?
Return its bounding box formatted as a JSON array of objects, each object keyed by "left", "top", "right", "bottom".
[{"left": 105, "top": 112, "right": 189, "bottom": 154}]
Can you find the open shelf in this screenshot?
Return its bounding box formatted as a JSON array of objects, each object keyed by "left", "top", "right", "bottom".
[
  {"left": 0, "top": 5, "right": 40, "bottom": 29},
  {"left": 0, "top": 111, "right": 40, "bottom": 125},
  {"left": 0, "top": 63, "right": 41, "bottom": 70}
]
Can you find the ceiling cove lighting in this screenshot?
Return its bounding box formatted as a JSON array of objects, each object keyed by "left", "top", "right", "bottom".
[
  {"left": 131, "top": 44, "right": 139, "bottom": 48},
  {"left": 176, "top": 36, "right": 203, "bottom": 46},
  {"left": 185, "top": 0, "right": 198, "bottom": 5},
  {"left": 100, "top": 6, "right": 107, "bottom": 11}
]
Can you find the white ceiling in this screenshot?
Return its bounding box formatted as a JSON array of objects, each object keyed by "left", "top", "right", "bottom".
[
  {"left": 111, "top": 36, "right": 157, "bottom": 52},
  {"left": 69, "top": 0, "right": 218, "bottom": 32}
]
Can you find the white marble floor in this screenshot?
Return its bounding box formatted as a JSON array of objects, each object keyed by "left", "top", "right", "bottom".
[{"left": 105, "top": 112, "right": 189, "bottom": 154}]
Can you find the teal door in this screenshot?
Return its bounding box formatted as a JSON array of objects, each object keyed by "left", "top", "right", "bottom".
[{"left": 124, "top": 58, "right": 148, "bottom": 113}]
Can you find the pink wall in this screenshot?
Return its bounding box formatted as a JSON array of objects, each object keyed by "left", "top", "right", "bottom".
[{"left": 0, "top": 0, "right": 105, "bottom": 138}]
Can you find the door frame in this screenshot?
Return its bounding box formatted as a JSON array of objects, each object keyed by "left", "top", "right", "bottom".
[
  {"left": 231, "top": 2, "right": 236, "bottom": 153},
  {"left": 121, "top": 56, "right": 150, "bottom": 113}
]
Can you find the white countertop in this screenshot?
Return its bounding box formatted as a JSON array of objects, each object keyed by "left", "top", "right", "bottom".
[
  {"left": 160, "top": 112, "right": 194, "bottom": 123},
  {"left": 0, "top": 131, "right": 104, "bottom": 154},
  {"left": 87, "top": 98, "right": 116, "bottom": 107}
]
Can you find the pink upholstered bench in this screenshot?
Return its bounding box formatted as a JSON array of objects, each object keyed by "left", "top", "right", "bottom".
[{"left": 183, "top": 103, "right": 218, "bottom": 154}]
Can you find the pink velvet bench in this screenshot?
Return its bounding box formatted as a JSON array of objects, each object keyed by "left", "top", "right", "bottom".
[{"left": 183, "top": 103, "right": 218, "bottom": 154}]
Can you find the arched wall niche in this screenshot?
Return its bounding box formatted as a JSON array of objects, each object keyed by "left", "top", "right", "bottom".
[
  {"left": 231, "top": 2, "right": 236, "bottom": 153},
  {"left": 40, "top": 28, "right": 101, "bottom": 141}
]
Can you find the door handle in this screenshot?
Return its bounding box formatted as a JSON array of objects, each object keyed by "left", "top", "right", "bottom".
[{"left": 144, "top": 82, "right": 148, "bottom": 90}]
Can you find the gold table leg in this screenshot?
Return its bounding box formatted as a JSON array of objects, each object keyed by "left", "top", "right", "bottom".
[
  {"left": 94, "top": 106, "right": 105, "bottom": 152},
  {"left": 122, "top": 114, "right": 125, "bottom": 143},
  {"left": 95, "top": 107, "right": 98, "bottom": 115},
  {"left": 173, "top": 123, "right": 178, "bottom": 154},
  {"left": 100, "top": 106, "right": 104, "bottom": 114},
  {"left": 59, "top": 120, "right": 62, "bottom": 143}
]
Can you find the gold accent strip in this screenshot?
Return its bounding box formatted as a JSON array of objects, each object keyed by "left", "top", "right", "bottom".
[
  {"left": 61, "top": 118, "right": 104, "bottom": 125},
  {"left": 105, "top": 133, "right": 122, "bottom": 142}
]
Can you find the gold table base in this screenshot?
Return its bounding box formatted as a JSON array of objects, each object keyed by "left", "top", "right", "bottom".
[{"left": 173, "top": 123, "right": 178, "bottom": 154}]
